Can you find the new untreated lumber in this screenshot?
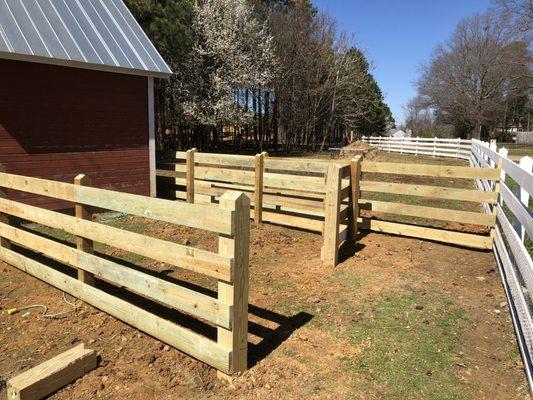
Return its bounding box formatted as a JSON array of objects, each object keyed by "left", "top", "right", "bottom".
[{"left": 7, "top": 344, "right": 96, "bottom": 400}]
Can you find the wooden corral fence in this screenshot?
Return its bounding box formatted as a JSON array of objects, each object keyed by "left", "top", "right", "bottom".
[
  {"left": 362, "top": 136, "right": 472, "bottom": 160},
  {"left": 157, "top": 151, "right": 355, "bottom": 266},
  {"left": 470, "top": 140, "right": 533, "bottom": 388},
  {"left": 0, "top": 167, "right": 250, "bottom": 376},
  {"left": 356, "top": 160, "right": 501, "bottom": 249}
]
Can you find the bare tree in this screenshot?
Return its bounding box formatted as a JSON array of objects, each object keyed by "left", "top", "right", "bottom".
[
  {"left": 416, "top": 11, "right": 529, "bottom": 139},
  {"left": 493, "top": 0, "right": 533, "bottom": 33}
]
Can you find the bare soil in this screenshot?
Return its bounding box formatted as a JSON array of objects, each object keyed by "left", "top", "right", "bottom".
[
  {"left": 0, "top": 219, "right": 529, "bottom": 399},
  {"left": 0, "top": 150, "right": 529, "bottom": 399}
]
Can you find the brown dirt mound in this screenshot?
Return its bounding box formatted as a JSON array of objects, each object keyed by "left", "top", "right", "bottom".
[{"left": 339, "top": 141, "right": 378, "bottom": 159}]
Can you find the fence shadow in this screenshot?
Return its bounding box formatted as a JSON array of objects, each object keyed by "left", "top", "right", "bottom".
[
  {"left": 9, "top": 231, "right": 313, "bottom": 369},
  {"left": 247, "top": 306, "right": 313, "bottom": 368}
]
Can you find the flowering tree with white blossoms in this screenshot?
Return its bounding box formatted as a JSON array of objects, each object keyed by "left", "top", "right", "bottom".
[{"left": 183, "top": 0, "right": 277, "bottom": 128}]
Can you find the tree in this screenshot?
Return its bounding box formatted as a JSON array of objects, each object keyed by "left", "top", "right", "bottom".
[
  {"left": 183, "top": 0, "right": 276, "bottom": 132},
  {"left": 415, "top": 11, "right": 529, "bottom": 139}
]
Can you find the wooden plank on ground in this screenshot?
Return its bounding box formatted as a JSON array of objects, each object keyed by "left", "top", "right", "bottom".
[
  {"left": 360, "top": 180, "right": 498, "bottom": 204},
  {"left": 0, "top": 247, "right": 231, "bottom": 373},
  {"left": 7, "top": 344, "right": 96, "bottom": 400},
  {"left": 361, "top": 161, "right": 500, "bottom": 180}
]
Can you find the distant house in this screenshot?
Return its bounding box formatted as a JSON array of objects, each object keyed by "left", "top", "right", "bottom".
[
  {"left": 0, "top": 0, "right": 172, "bottom": 209},
  {"left": 386, "top": 129, "right": 410, "bottom": 138}
]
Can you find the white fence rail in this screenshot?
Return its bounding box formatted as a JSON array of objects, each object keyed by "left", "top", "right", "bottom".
[
  {"left": 363, "top": 135, "right": 533, "bottom": 389},
  {"left": 470, "top": 140, "right": 532, "bottom": 390},
  {"left": 362, "top": 136, "right": 472, "bottom": 160}
]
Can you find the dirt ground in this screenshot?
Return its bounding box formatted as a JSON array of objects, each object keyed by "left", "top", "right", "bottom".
[
  {"left": 0, "top": 151, "right": 530, "bottom": 399},
  {"left": 0, "top": 222, "right": 529, "bottom": 399}
]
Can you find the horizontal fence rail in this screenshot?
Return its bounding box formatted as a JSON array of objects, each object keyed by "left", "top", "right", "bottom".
[
  {"left": 470, "top": 140, "right": 533, "bottom": 389},
  {"left": 0, "top": 168, "right": 250, "bottom": 376},
  {"left": 156, "top": 150, "right": 351, "bottom": 266},
  {"left": 356, "top": 160, "right": 499, "bottom": 250},
  {"left": 362, "top": 136, "right": 473, "bottom": 160}
]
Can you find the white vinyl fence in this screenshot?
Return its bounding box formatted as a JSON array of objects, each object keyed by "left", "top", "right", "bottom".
[
  {"left": 363, "top": 135, "right": 532, "bottom": 389},
  {"left": 470, "top": 139, "right": 533, "bottom": 390},
  {"left": 362, "top": 136, "right": 472, "bottom": 160}
]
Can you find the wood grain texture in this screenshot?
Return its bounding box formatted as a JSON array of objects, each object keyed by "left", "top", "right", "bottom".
[
  {"left": 7, "top": 344, "right": 96, "bottom": 400},
  {"left": 0, "top": 247, "right": 232, "bottom": 373},
  {"left": 217, "top": 191, "right": 250, "bottom": 375},
  {"left": 0, "top": 222, "right": 232, "bottom": 328},
  {"left": 74, "top": 174, "right": 94, "bottom": 285},
  {"left": 0, "top": 197, "right": 232, "bottom": 281}
]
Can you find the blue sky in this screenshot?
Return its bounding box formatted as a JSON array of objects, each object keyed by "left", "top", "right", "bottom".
[{"left": 313, "top": 0, "right": 493, "bottom": 125}]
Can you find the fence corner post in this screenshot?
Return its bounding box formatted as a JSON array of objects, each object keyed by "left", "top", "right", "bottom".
[
  {"left": 254, "top": 152, "right": 266, "bottom": 223},
  {"left": 0, "top": 164, "right": 10, "bottom": 250},
  {"left": 186, "top": 148, "right": 196, "bottom": 203},
  {"left": 74, "top": 174, "right": 95, "bottom": 285},
  {"left": 217, "top": 191, "right": 250, "bottom": 378},
  {"left": 321, "top": 164, "right": 342, "bottom": 266},
  {"left": 348, "top": 156, "right": 362, "bottom": 242}
]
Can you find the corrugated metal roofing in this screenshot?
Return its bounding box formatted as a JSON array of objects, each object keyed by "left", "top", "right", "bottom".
[{"left": 0, "top": 0, "right": 172, "bottom": 77}]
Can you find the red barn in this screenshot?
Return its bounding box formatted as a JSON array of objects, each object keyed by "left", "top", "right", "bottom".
[{"left": 0, "top": 0, "right": 172, "bottom": 209}]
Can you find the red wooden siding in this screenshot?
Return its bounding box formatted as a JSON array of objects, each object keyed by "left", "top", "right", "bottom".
[{"left": 0, "top": 59, "right": 149, "bottom": 210}]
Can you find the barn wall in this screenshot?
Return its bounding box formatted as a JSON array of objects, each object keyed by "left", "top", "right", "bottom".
[{"left": 0, "top": 59, "right": 149, "bottom": 210}]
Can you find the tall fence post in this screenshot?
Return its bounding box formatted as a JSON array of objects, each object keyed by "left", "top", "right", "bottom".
[
  {"left": 348, "top": 156, "right": 362, "bottom": 242},
  {"left": 498, "top": 147, "right": 508, "bottom": 206},
  {"left": 217, "top": 191, "right": 250, "bottom": 378},
  {"left": 74, "top": 174, "right": 95, "bottom": 285},
  {"left": 490, "top": 158, "right": 503, "bottom": 240},
  {"left": 321, "top": 164, "right": 342, "bottom": 266},
  {"left": 254, "top": 152, "right": 266, "bottom": 223},
  {"left": 0, "top": 165, "right": 10, "bottom": 250},
  {"left": 518, "top": 156, "right": 532, "bottom": 242},
  {"left": 186, "top": 148, "right": 196, "bottom": 203}
]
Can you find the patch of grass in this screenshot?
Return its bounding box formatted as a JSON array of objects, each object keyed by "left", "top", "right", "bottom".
[
  {"left": 340, "top": 288, "right": 466, "bottom": 400},
  {"left": 333, "top": 269, "right": 363, "bottom": 289},
  {"left": 28, "top": 225, "right": 74, "bottom": 244}
]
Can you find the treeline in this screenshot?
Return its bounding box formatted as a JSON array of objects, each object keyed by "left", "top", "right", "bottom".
[
  {"left": 126, "top": 0, "right": 394, "bottom": 152},
  {"left": 404, "top": 0, "right": 531, "bottom": 140}
]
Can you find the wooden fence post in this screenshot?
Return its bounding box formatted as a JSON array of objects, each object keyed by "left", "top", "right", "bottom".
[
  {"left": 0, "top": 165, "right": 10, "bottom": 250},
  {"left": 254, "top": 152, "right": 266, "bottom": 223},
  {"left": 217, "top": 191, "right": 250, "bottom": 378},
  {"left": 348, "top": 156, "right": 362, "bottom": 241},
  {"left": 489, "top": 157, "right": 503, "bottom": 240},
  {"left": 74, "top": 174, "right": 94, "bottom": 285},
  {"left": 186, "top": 148, "right": 196, "bottom": 203},
  {"left": 321, "top": 164, "right": 342, "bottom": 266}
]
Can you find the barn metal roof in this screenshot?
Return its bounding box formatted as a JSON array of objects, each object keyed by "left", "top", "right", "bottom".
[{"left": 0, "top": 0, "right": 172, "bottom": 78}]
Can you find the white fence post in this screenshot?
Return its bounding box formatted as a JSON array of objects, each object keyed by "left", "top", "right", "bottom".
[
  {"left": 433, "top": 137, "right": 437, "bottom": 157},
  {"left": 518, "top": 156, "right": 532, "bottom": 242},
  {"left": 498, "top": 147, "right": 508, "bottom": 207}
]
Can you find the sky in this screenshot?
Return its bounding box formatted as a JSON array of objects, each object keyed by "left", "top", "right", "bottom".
[{"left": 313, "top": 0, "right": 494, "bottom": 125}]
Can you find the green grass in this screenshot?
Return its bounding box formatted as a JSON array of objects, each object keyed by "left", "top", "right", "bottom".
[{"left": 340, "top": 288, "right": 467, "bottom": 400}]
